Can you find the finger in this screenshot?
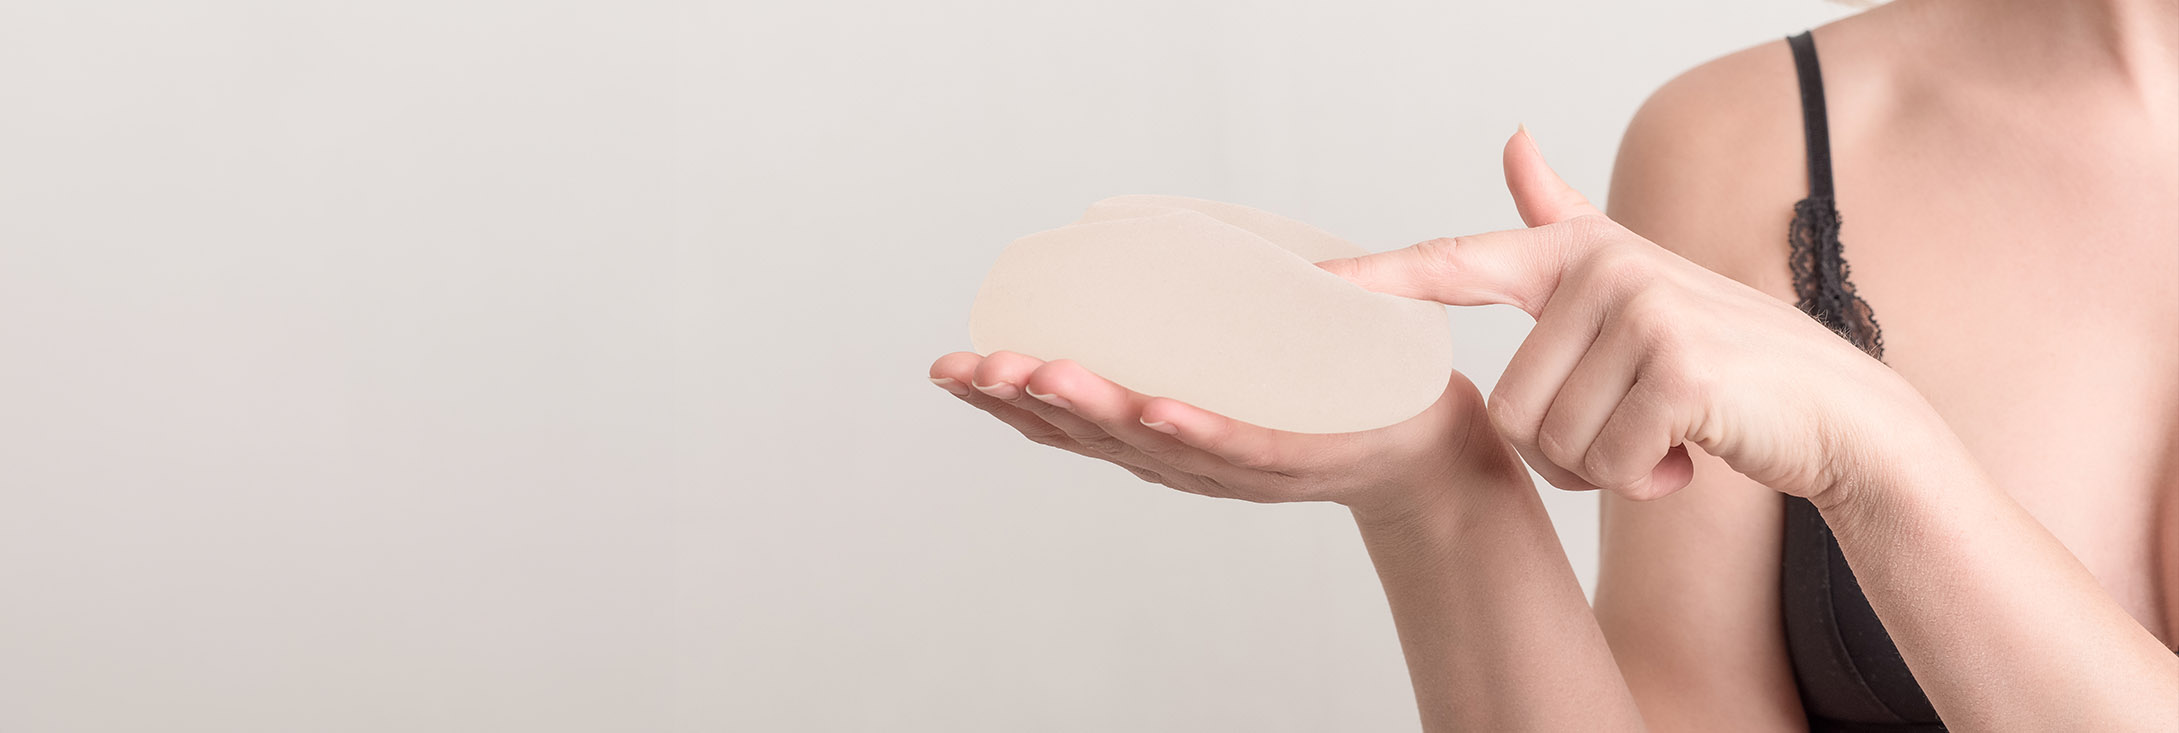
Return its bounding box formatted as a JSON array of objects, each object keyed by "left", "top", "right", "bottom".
[
  {"left": 1654, "top": 445, "right": 1694, "bottom": 493},
  {"left": 1534, "top": 310, "right": 1643, "bottom": 481},
  {"left": 1315, "top": 128, "right": 1609, "bottom": 314},
  {"left": 971, "top": 350, "right": 1047, "bottom": 402},
  {"left": 928, "top": 351, "right": 984, "bottom": 396},
  {"left": 932, "top": 352, "right": 1086, "bottom": 453},
  {"left": 1583, "top": 379, "right": 1696, "bottom": 500},
  {"left": 1317, "top": 217, "right": 1615, "bottom": 317},
  {"left": 1487, "top": 292, "right": 1610, "bottom": 459},
  {"left": 1136, "top": 395, "right": 1340, "bottom": 477},
  {"left": 1504, "top": 125, "right": 1603, "bottom": 227},
  {"left": 973, "top": 351, "right": 1156, "bottom": 465},
  {"left": 1511, "top": 441, "right": 1600, "bottom": 492},
  {"left": 1027, "top": 360, "right": 1274, "bottom": 493},
  {"left": 1012, "top": 361, "right": 1168, "bottom": 469},
  {"left": 978, "top": 354, "right": 1236, "bottom": 497},
  {"left": 1313, "top": 229, "right": 1543, "bottom": 312},
  {"left": 939, "top": 352, "right": 1232, "bottom": 495}
]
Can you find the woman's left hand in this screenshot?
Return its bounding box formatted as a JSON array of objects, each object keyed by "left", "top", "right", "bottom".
[{"left": 1318, "top": 129, "right": 1948, "bottom": 505}]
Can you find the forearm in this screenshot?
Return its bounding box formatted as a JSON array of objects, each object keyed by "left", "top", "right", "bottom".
[
  {"left": 1351, "top": 430, "right": 1645, "bottom": 732},
  {"left": 1818, "top": 428, "right": 2179, "bottom": 731}
]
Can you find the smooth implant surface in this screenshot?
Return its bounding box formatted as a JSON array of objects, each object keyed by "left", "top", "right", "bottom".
[{"left": 968, "top": 197, "right": 1453, "bottom": 434}]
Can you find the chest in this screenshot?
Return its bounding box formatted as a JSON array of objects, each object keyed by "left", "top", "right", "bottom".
[{"left": 1827, "top": 122, "right": 2179, "bottom": 638}]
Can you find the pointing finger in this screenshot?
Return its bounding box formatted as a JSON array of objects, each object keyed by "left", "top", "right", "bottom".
[
  {"left": 1317, "top": 127, "right": 1617, "bottom": 315},
  {"left": 1319, "top": 219, "right": 1609, "bottom": 317}
]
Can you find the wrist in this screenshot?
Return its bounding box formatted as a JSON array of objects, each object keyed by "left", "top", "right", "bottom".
[
  {"left": 1347, "top": 410, "right": 1533, "bottom": 529},
  {"left": 1346, "top": 434, "right": 1547, "bottom": 576},
  {"left": 1808, "top": 401, "right": 1985, "bottom": 532}
]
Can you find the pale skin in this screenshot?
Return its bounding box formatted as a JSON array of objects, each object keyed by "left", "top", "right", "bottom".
[{"left": 929, "top": 0, "right": 2179, "bottom": 729}]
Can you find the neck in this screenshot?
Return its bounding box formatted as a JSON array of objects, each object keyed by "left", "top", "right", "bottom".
[
  {"left": 1873, "top": 0, "right": 2179, "bottom": 114},
  {"left": 1891, "top": 0, "right": 2179, "bottom": 94}
]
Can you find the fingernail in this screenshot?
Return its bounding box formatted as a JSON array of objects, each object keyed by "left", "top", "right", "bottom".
[
  {"left": 929, "top": 377, "right": 970, "bottom": 395},
  {"left": 1024, "top": 385, "right": 1072, "bottom": 409},
  {"left": 972, "top": 380, "right": 1021, "bottom": 400},
  {"left": 1140, "top": 417, "right": 1178, "bottom": 435}
]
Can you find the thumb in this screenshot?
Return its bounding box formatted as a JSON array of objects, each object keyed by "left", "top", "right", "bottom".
[{"left": 1504, "top": 125, "right": 1601, "bottom": 227}]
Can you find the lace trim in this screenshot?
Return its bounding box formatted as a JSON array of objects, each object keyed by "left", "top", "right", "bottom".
[{"left": 1788, "top": 194, "right": 1886, "bottom": 360}]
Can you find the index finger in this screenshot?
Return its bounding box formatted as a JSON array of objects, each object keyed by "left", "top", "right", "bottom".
[
  {"left": 1315, "top": 126, "right": 1613, "bottom": 316},
  {"left": 1317, "top": 220, "right": 1607, "bottom": 318}
]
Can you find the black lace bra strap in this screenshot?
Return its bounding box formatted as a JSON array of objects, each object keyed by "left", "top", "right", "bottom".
[
  {"left": 1784, "top": 30, "right": 1885, "bottom": 359},
  {"left": 1789, "top": 32, "right": 1835, "bottom": 200}
]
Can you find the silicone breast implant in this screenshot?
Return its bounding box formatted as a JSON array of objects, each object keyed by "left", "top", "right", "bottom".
[{"left": 968, "top": 195, "right": 1453, "bottom": 434}]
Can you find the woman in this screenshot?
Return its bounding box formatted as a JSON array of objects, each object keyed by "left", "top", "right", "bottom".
[{"left": 928, "top": 0, "right": 2178, "bottom": 729}]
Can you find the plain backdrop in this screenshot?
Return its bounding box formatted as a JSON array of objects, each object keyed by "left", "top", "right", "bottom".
[{"left": 0, "top": 1, "right": 1855, "bottom": 731}]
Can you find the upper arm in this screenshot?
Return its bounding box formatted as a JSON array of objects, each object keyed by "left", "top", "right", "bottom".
[{"left": 1592, "top": 39, "right": 1811, "bottom": 732}]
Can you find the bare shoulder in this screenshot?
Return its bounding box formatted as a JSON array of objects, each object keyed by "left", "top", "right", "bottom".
[{"left": 1607, "top": 38, "right": 1809, "bottom": 302}]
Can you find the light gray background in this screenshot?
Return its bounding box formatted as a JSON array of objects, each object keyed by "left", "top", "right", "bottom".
[{"left": 0, "top": 1, "right": 1852, "bottom": 730}]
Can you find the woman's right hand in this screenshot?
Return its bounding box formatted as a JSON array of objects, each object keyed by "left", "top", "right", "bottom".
[
  {"left": 1315, "top": 128, "right": 1950, "bottom": 508},
  {"left": 927, "top": 351, "right": 1517, "bottom": 522}
]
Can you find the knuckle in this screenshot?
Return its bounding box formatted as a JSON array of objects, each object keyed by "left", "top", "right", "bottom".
[
  {"left": 1619, "top": 282, "right": 1677, "bottom": 323},
  {"left": 1536, "top": 424, "right": 1581, "bottom": 469},
  {"left": 1486, "top": 396, "right": 1539, "bottom": 445},
  {"left": 1385, "top": 237, "right": 1455, "bottom": 290},
  {"left": 1408, "top": 237, "right": 1465, "bottom": 281},
  {"left": 1585, "top": 239, "right": 1649, "bottom": 277},
  {"left": 1632, "top": 309, "right": 1682, "bottom": 351},
  {"left": 1681, "top": 360, "right": 1719, "bottom": 397},
  {"left": 1418, "top": 236, "right": 1462, "bottom": 261},
  {"left": 1648, "top": 357, "right": 1715, "bottom": 402},
  {"left": 1582, "top": 451, "right": 1639, "bottom": 494}
]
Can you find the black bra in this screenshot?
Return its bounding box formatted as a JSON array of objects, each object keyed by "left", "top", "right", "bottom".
[
  {"left": 1775, "top": 29, "right": 1937, "bottom": 732},
  {"left": 1772, "top": 30, "right": 2175, "bottom": 731}
]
